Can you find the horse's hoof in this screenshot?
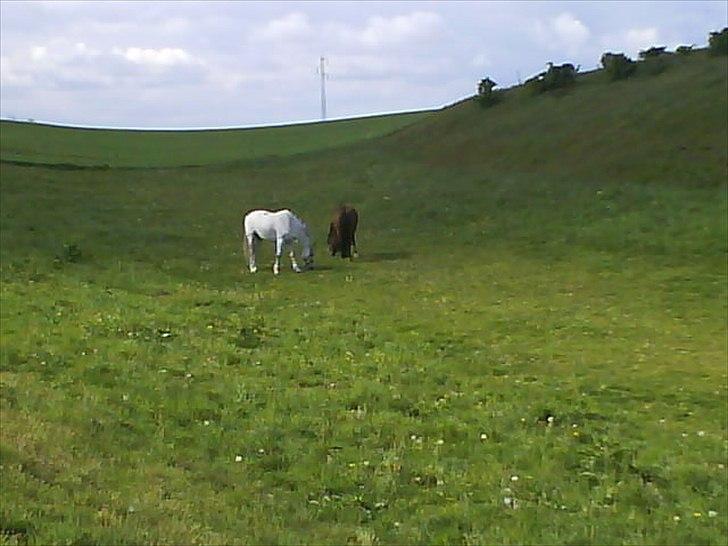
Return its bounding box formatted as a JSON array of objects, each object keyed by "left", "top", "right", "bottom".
[{"left": 249, "top": 267, "right": 258, "bottom": 274}]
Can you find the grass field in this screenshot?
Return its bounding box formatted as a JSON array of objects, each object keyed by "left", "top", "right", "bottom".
[{"left": 0, "top": 50, "right": 726, "bottom": 545}]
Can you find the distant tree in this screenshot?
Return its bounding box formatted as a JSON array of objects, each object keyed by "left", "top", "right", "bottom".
[
  {"left": 525, "top": 62, "right": 578, "bottom": 94},
  {"left": 638, "top": 46, "right": 670, "bottom": 76},
  {"left": 675, "top": 45, "right": 695, "bottom": 55},
  {"left": 600, "top": 52, "right": 636, "bottom": 80},
  {"left": 709, "top": 27, "right": 728, "bottom": 55},
  {"left": 476, "top": 77, "right": 499, "bottom": 107},
  {"left": 638, "top": 46, "right": 667, "bottom": 60}
]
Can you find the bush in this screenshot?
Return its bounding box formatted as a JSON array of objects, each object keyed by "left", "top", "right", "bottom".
[
  {"left": 637, "top": 46, "right": 670, "bottom": 76},
  {"left": 601, "top": 52, "right": 636, "bottom": 80},
  {"left": 709, "top": 27, "right": 728, "bottom": 56},
  {"left": 676, "top": 45, "right": 695, "bottom": 55},
  {"left": 63, "top": 243, "right": 82, "bottom": 262},
  {"left": 525, "top": 62, "right": 577, "bottom": 94},
  {"left": 638, "top": 46, "right": 667, "bottom": 60},
  {"left": 476, "top": 77, "right": 499, "bottom": 107}
]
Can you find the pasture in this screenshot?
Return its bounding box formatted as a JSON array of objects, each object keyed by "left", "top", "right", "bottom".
[{"left": 0, "top": 51, "right": 726, "bottom": 545}]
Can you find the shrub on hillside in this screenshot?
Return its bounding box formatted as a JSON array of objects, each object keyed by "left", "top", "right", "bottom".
[
  {"left": 676, "top": 45, "right": 695, "bottom": 55},
  {"left": 638, "top": 46, "right": 668, "bottom": 60},
  {"left": 638, "top": 46, "right": 670, "bottom": 76},
  {"left": 600, "top": 52, "right": 636, "bottom": 80},
  {"left": 709, "top": 27, "right": 728, "bottom": 55},
  {"left": 524, "top": 62, "right": 577, "bottom": 94},
  {"left": 476, "top": 77, "right": 499, "bottom": 107}
]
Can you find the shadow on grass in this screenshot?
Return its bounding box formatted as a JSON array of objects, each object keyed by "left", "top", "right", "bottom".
[{"left": 358, "top": 251, "right": 410, "bottom": 262}]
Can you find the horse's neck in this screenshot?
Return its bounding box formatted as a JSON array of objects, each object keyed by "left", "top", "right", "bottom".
[
  {"left": 291, "top": 219, "right": 310, "bottom": 246},
  {"left": 296, "top": 226, "right": 310, "bottom": 246},
  {"left": 287, "top": 214, "right": 303, "bottom": 234}
]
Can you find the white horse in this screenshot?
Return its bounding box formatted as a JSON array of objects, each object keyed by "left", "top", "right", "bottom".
[{"left": 243, "top": 209, "right": 314, "bottom": 275}]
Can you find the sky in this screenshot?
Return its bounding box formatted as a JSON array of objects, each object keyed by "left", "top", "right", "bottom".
[{"left": 1, "top": 0, "right": 725, "bottom": 128}]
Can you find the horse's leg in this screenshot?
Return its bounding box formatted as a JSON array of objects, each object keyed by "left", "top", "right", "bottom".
[
  {"left": 273, "top": 237, "right": 284, "bottom": 275},
  {"left": 289, "top": 248, "right": 301, "bottom": 273},
  {"left": 352, "top": 230, "right": 358, "bottom": 258},
  {"left": 247, "top": 235, "right": 258, "bottom": 273}
]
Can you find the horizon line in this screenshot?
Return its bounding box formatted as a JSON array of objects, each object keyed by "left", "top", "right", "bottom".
[{"left": 0, "top": 101, "right": 470, "bottom": 132}]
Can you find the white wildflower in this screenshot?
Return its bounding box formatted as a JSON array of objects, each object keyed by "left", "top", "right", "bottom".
[{"left": 234, "top": 455, "right": 243, "bottom": 462}]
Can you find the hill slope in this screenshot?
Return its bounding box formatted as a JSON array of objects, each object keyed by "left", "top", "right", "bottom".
[
  {"left": 382, "top": 50, "right": 727, "bottom": 186},
  {"left": 0, "top": 110, "right": 432, "bottom": 168}
]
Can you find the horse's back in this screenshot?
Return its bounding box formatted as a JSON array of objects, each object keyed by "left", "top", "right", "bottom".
[{"left": 244, "top": 209, "right": 297, "bottom": 238}]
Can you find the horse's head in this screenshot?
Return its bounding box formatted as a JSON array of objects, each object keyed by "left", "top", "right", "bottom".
[
  {"left": 301, "top": 223, "right": 315, "bottom": 270},
  {"left": 327, "top": 221, "right": 340, "bottom": 256}
]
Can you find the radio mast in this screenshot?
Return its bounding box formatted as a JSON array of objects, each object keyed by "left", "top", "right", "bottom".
[{"left": 319, "top": 56, "right": 327, "bottom": 120}]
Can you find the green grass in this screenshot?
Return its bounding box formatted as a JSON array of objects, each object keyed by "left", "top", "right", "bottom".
[
  {"left": 0, "top": 111, "right": 432, "bottom": 168},
  {"left": 0, "top": 51, "right": 726, "bottom": 545}
]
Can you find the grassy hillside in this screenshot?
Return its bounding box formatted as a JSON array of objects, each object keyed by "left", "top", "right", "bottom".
[
  {"left": 0, "top": 51, "right": 726, "bottom": 545},
  {"left": 0, "top": 110, "right": 432, "bottom": 168},
  {"left": 385, "top": 50, "right": 727, "bottom": 186}
]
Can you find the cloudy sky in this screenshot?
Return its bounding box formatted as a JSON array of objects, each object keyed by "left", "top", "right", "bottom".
[{"left": 1, "top": 1, "right": 725, "bottom": 128}]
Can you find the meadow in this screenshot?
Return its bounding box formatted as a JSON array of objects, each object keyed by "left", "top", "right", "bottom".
[{"left": 0, "top": 50, "right": 726, "bottom": 545}]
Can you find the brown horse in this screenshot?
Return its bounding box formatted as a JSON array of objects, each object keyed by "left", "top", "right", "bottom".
[{"left": 327, "top": 205, "right": 358, "bottom": 259}]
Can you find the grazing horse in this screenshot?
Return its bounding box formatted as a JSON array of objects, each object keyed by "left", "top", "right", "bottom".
[
  {"left": 327, "top": 205, "right": 359, "bottom": 259},
  {"left": 243, "top": 209, "right": 314, "bottom": 275}
]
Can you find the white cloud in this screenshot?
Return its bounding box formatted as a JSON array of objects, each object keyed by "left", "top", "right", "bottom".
[
  {"left": 340, "top": 11, "right": 444, "bottom": 48},
  {"left": 530, "top": 13, "right": 591, "bottom": 56},
  {"left": 625, "top": 27, "right": 660, "bottom": 51},
  {"left": 117, "top": 47, "right": 196, "bottom": 67},
  {"left": 552, "top": 13, "right": 590, "bottom": 49},
  {"left": 1, "top": 40, "right": 208, "bottom": 93},
  {"left": 30, "top": 46, "right": 47, "bottom": 61},
  {"left": 599, "top": 27, "right": 662, "bottom": 58},
  {"left": 250, "top": 12, "right": 312, "bottom": 42}
]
